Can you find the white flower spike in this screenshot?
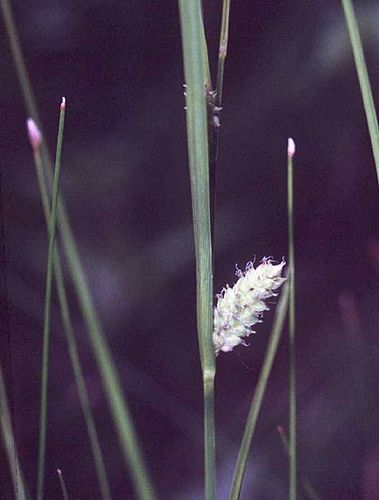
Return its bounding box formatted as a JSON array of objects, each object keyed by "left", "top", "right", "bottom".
[{"left": 213, "top": 258, "right": 286, "bottom": 354}]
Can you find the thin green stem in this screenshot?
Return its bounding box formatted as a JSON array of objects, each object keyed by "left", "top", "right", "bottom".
[
  {"left": 199, "top": 1, "right": 212, "bottom": 89},
  {"left": 209, "top": 0, "right": 231, "bottom": 267},
  {"left": 288, "top": 142, "right": 296, "bottom": 500},
  {"left": 34, "top": 161, "right": 155, "bottom": 499},
  {"left": 1, "top": 2, "right": 155, "bottom": 496},
  {"left": 341, "top": 0, "right": 379, "bottom": 185},
  {"left": 204, "top": 371, "right": 216, "bottom": 500},
  {"left": 0, "top": 0, "right": 38, "bottom": 119},
  {"left": 33, "top": 150, "right": 112, "bottom": 500},
  {"left": 178, "top": 1, "right": 215, "bottom": 498},
  {"left": 216, "top": 0, "right": 231, "bottom": 107},
  {"left": 229, "top": 284, "right": 289, "bottom": 500},
  {"left": 277, "top": 427, "right": 320, "bottom": 500},
  {"left": 0, "top": 363, "right": 27, "bottom": 500},
  {"left": 57, "top": 469, "right": 69, "bottom": 500},
  {"left": 35, "top": 147, "right": 155, "bottom": 500},
  {"left": 58, "top": 209, "right": 155, "bottom": 500},
  {"left": 37, "top": 99, "right": 66, "bottom": 500},
  {"left": 36, "top": 142, "right": 154, "bottom": 500},
  {"left": 0, "top": 0, "right": 53, "bottom": 170}
]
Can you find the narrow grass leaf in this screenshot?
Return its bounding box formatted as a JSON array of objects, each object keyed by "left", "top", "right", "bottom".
[
  {"left": 199, "top": 4, "right": 212, "bottom": 89},
  {"left": 178, "top": 1, "right": 215, "bottom": 499},
  {"left": 341, "top": 0, "right": 379, "bottom": 185},
  {"left": 209, "top": 0, "right": 231, "bottom": 260},
  {"left": 0, "top": 0, "right": 54, "bottom": 174},
  {"left": 216, "top": 0, "right": 231, "bottom": 107},
  {"left": 276, "top": 427, "right": 320, "bottom": 500},
  {"left": 58, "top": 202, "right": 155, "bottom": 500},
  {"left": 288, "top": 138, "right": 296, "bottom": 500},
  {"left": 36, "top": 146, "right": 154, "bottom": 500},
  {"left": 1, "top": 4, "right": 156, "bottom": 498},
  {"left": 37, "top": 98, "right": 66, "bottom": 500},
  {"left": 229, "top": 283, "right": 289, "bottom": 500},
  {"left": 0, "top": 364, "right": 28, "bottom": 500},
  {"left": 29, "top": 134, "right": 111, "bottom": 500}
]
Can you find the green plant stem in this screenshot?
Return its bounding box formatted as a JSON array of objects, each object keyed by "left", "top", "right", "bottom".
[
  {"left": 58, "top": 203, "right": 155, "bottom": 500},
  {"left": 0, "top": 363, "right": 27, "bottom": 500},
  {"left": 288, "top": 147, "right": 296, "bottom": 500},
  {"left": 0, "top": 0, "right": 53, "bottom": 170},
  {"left": 36, "top": 151, "right": 155, "bottom": 500},
  {"left": 277, "top": 427, "right": 320, "bottom": 500},
  {"left": 228, "top": 284, "right": 289, "bottom": 500},
  {"left": 36, "top": 158, "right": 155, "bottom": 500},
  {"left": 0, "top": 0, "right": 38, "bottom": 119},
  {"left": 37, "top": 100, "right": 66, "bottom": 500},
  {"left": 216, "top": 0, "right": 231, "bottom": 108},
  {"left": 57, "top": 469, "right": 69, "bottom": 500},
  {"left": 341, "top": 0, "right": 379, "bottom": 185},
  {"left": 199, "top": 2, "right": 212, "bottom": 89},
  {"left": 178, "top": 1, "right": 215, "bottom": 499},
  {"left": 33, "top": 151, "right": 111, "bottom": 500},
  {"left": 1, "top": 2, "right": 155, "bottom": 497},
  {"left": 209, "top": 0, "right": 231, "bottom": 266},
  {"left": 203, "top": 371, "right": 215, "bottom": 500}
]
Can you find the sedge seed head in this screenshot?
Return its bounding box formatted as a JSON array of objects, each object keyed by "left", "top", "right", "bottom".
[{"left": 213, "top": 258, "right": 286, "bottom": 354}]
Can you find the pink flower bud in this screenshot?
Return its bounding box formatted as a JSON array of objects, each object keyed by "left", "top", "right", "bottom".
[
  {"left": 287, "top": 138, "right": 296, "bottom": 158},
  {"left": 27, "top": 118, "right": 42, "bottom": 152}
]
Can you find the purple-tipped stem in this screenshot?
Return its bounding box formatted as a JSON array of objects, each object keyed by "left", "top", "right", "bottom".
[
  {"left": 287, "top": 137, "right": 295, "bottom": 158},
  {"left": 26, "top": 118, "right": 42, "bottom": 152}
]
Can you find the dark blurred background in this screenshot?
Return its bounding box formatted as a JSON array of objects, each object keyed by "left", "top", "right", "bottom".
[{"left": 1, "top": 0, "right": 379, "bottom": 498}]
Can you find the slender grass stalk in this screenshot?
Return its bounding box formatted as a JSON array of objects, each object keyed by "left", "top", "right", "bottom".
[
  {"left": 35, "top": 138, "right": 155, "bottom": 500},
  {"left": 0, "top": 0, "right": 53, "bottom": 172},
  {"left": 228, "top": 283, "right": 289, "bottom": 500},
  {"left": 37, "top": 98, "right": 66, "bottom": 500},
  {"left": 1, "top": 3, "right": 155, "bottom": 497},
  {"left": 341, "top": 0, "right": 379, "bottom": 185},
  {"left": 209, "top": 0, "right": 231, "bottom": 263},
  {"left": 34, "top": 120, "right": 154, "bottom": 500},
  {"left": 178, "top": 2, "right": 215, "bottom": 499},
  {"left": 0, "top": 0, "right": 39, "bottom": 119},
  {"left": 58, "top": 204, "right": 155, "bottom": 500},
  {"left": 216, "top": 0, "right": 231, "bottom": 108},
  {"left": 57, "top": 469, "right": 69, "bottom": 500},
  {"left": 30, "top": 143, "right": 111, "bottom": 500},
  {"left": 0, "top": 111, "right": 27, "bottom": 499},
  {"left": 199, "top": 3, "right": 212, "bottom": 90},
  {"left": 276, "top": 427, "right": 320, "bottom": 500},
  {"left": 0, "top": 363, "right": 27, "bottom": 500},
  {"left": 287, "top": 138, "right": 296, "bottom": 500}
]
